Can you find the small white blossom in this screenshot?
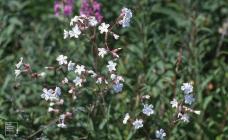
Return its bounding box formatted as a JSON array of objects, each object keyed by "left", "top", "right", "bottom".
[
  {"left": 113, "top": 34, "right": 119, "bottom": 40},
  {"left": 57, "top": 122, "right": 67, "bottom": 128},
  {"left": 107, "top": 61, "right": 117, "bottom": 72},
  {"left": 132, "top": 119, "right": 143, "bottom": 129},
  {"left": 88, "top": 16, "right": 98, "bottom": 26},
  {"left": 178, "top": 113, "right": 190, "bottom": 123},
  {"left": 73, "top": 76, "right": 83, "bottom": 87},
  {"left": 56, "top": 55, "right": 68, "bottom": 65},
  {"left": 155, "top": 128, "right": 166, "bottom": 140},
  {"left": 142, "top": 104, "right": 154, "bottom": 116},
  {"left": 75, "top": 65, "right": 85, "bottom": 75},
  {"left": 181, "top": 82, "right": 193, "bottom": 94},
  {"left": 184, "top": 94, "right": 195, "bottom": 105},
  {"left": 54, "top": 87, "right": 61, "bottom": 97},
  {"left": 68, "top": 61, "right": 75, "bottom": 71},
  {"left": 110, "top": 74, "right": 116, "bottom": 80},
  {"left": 38, "top": 72, "right": 46, "bottom": 78},
  {"left": 170, "top": 98, "right": 178, "bottom": 108},
  {"left": 142, "top": 95, "right": 150, "bottom": 99},
  {"left": 98, "top": 23, "right": 109, "bottom": 34},
  {"left": 123, "top": 113, "right": 130, "bottom": 124},
  {"left": 64, "top": 29, "right": 69, "bottom": 39},
  {"left": 98, "top": 48, "right": 107, "bottom": 58},
  {"left": 96, "top": 77, "right": 102, "bottom": 84},
  {"left": 70, "top": 16, "right": 80, "bottom": 26},
  {"left": 15, "top": 69, "right": 21, "bottom": 78},
  {"left": 69, "top": 25, "right": 81, "bottom": 38},
  {"left": 62, "top": 77, "right": 68, "bottom": 84},
  {"left": 16, "top": 57, "right": 23, "bottom": 69},
  {"left": 88, "top": 70, "right": 97, "bottom": 78},
  {"left": 41, "top": 88, "right": 53, "bottom": 101}
]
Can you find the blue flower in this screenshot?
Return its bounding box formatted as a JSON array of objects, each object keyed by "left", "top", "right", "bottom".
[{"left": 112, "top": 83, "right": 123, "bottom": 93}]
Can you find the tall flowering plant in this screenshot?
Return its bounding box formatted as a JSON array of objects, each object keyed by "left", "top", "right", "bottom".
[{"left": 15, "top": 6, "right": 133, "bottom": 131}]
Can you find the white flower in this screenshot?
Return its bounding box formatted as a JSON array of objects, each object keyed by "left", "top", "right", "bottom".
[
  {"left": 178, "top": 113, "right": 189, "bottom": 123},
  {"left": 170, "top": 98, "right": 178, "bottom": 108},
  {"left": 41, "top": 88, "right": 53, "bottom": 101},
  {"left": 16, "top": 57, "right": 23, "bottom": 69},
  {"left": 68, "top": 61, "right": 75, "bottom": 71},
  {"left": 155, "top": 128, "right": 166, "bottom": 140},
  {"left": 64, "top": 29, "right": 69, "bottom": 39},
  {"left": 69, "top": 25, "right": 81, "bottom": 38},
  {"left": 107, "top": 61, "right": 117, "bottom": 72},
  {"left": 119, "top": 8, "right": 133, "bottom": 28},
  {"left": 15, "top": 69, "right": 21, "bottom": 78},
  {"left": 142, "top": 95, "right": 150, "bottom": 99},
  {"left": 98, "top": 23, "right": 109, "bottom": 34},
  {"left": 54, "top": 87, "right": 61, "bottom": 97},
  {"left": 73, "top": 76, "right": 83, "bottom": 87},
  {"left": 113, "top": 34, "right": 119, "bottom": 40},
  {"left": 88, "top": 70, "right": 97, "bottom": 78},
  {"left": 96, "top": 77, "right": 102, "bottom": 84},
  {"left": 110, "top": 74, "right": 116, "bottom": 80},
  {"left": 98, "top": 48, "right": 107, "bottom": 58},
  {"left": 48, "top": 107, "right": 54, "bottom": 112},
  {"left": 184, "top": 94, "right": 195, "bottom": 105},
  {"left": 88, "top": 16, "right": 98, "bottom": 26},
  {"left": 181, "top": 82, "right": 193, "bottom": 94},
  {"left": 75, "top": 65, "right": 85, "bottom": 75},
  {"left": 70, "top": 16, "right": 80, "bottom": 26},
  {"left": 57, "top": 122, "right": 67, "bottom": 128},
  {"left": 132, "top": 119, "right": 143, "bottom": 129},
  {"left": 142, "top": 104, "right": 154, "bottom": 116},
  {"left": 123, "top": 113, "right": 130, "bottom": 124},
  {"left": 56, "top": 55, "right": 68, "bottom": 65},
  {"left": 62, "top": 77, "right": 68, "bottom": 84}
]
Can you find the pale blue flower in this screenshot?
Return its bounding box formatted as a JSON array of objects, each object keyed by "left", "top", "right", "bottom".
[
  {"left": 184, "top": 94, "right": 195, "bottom": 105},
  {"left": 155, "top": 128, "right": 166, "bottom": 140},
  {"left": 113, "top": 83, "right": 123, "bottom": 93}
]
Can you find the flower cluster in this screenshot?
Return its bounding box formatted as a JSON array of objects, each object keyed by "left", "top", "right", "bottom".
[
  {"left": 54, "top": 0, "right": 74, "bottom": 16},
  {"left": 15, "top": 7, "right": 133, "bottom": 128},
  {"left": 170, "top": 82, "right": 200, "bottom": 123},
  {"left": 80, "top": 0, "right": 103, "bottom": 23}
]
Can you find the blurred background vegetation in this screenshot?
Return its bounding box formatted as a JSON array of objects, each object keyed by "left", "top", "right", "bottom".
[{"left": 0, "top": 0, "right": 228, "bottom": 139}]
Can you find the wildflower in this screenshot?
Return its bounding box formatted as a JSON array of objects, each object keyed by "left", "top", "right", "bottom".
[
  {"left": 170, "top": 98, "right": 178, "bottom": 108},
  {"left": 56, "top": 55, "right": 68, "bottom": 65},
  {"left": 80, "top": 0, "right": 103, "bottom": 22},
  {"left": 62, "top": 77, "right": 68, "bottom": 84},
  {"left": 155, "top": 128, "right": 166, "bottom": 140},
  {"left": 88, "top": 16, "right": 98, "bottom": 26},
  {"left": 132, "top": 119, "right": 143, "bottom": 129},
  {"left": 75, "top": 65, "right": 85, "bottom": 75},
  {"left": 73, "top": 76, "right": 83, "bottom": 87},
  {"left": 98, "top": 48, "right": 107, "bottom": 58},
  {"left": 64, "top": 29, "right": 69, "bottom": 39},
  {"left": 98, "top": 23, "right": 109, "bottom": 34},
  {"left": 15, "top": 70, "right": 21, "bottom": 78},
  {"left": 142, "top": 104, "right": 154, "bottom": 116},
  {"left": 142, "top": 95, "right": 150, "bottom": 99},
  {"left": 41, "top": 88, "right": 53, "bottom": 101},
  {"left": 68, "top": 61, "right": 75, "bottom": 71},
  {"left": 181, "top": 82, "right": 193, "bottom": 94},
  {"left": 70, "top": 16, "right": 80, "bottom": 26},
  {"left": 184, "top": 94, "right": 195, "bottom": 105},
  {"left": 107, "top": 61, "right": 116, "bottom": 72},
  {"left": 178, "top": 113, "right": 189, "bottom": 123},
  {"left": 113, "top": 34, "right": 119, "bottom": 40},
  {"left": 123, "top": 113, "right": 130, "bottom": 124},
  {"left": 119, "top": 8, "right": 133, "bottom": 28},
  {"left": 38, "top": 72, "right": 46, "bottom": 78},
  {"left": 54, "top": 87, "right": 61, "bottom": 97},
  {"left": 57, "top": 122, "right": 67, "bottom": 128},
  {"left": 88, "top": 70, "right": 97, "bottom": 78},
  {"left": 16, "top": 57, "right": 23, "bottom": 69},
  {"left": 113, "top": 83, "right": 123, "bottom": 93},
  {"left": 54, "top": 0, "right": 73, "bottom": 16},
  {"left": 69, "top": 25, "right": 81, "bottom": 38},
  {"left": 110, "top": 74, "right": 116, "bottom": 80},
  {"left": 96, "top": 77, "right": 102, "bottom": 84}
]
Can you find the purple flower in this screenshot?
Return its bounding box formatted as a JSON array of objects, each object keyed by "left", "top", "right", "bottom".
[
  {"left": 54, "top": 0, "right": 74, "bottom": 16},
  {"left": 80, "top": 0, "right": 103, "bottom": 22}
]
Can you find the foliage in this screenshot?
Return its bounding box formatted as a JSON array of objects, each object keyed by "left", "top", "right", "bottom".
[{"left": 0, "top": 0, "right": 228, "bottom": 139}]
